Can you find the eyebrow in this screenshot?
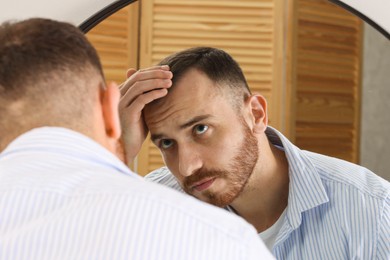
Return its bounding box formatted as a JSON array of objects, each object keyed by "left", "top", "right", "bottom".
[
  {"left": 179, "top": 114, "right": 212, "bottom": 130},
  {"left": 150, "top": 114, "right": 213, "bottom": 143}
]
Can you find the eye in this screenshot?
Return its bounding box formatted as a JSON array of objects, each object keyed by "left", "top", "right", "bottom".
[
  {"left": 194, "top": 124, "right": 208, "bottom": 135},
  {"left": 160, "top": 139, "right": 173, "bottom": 149}
]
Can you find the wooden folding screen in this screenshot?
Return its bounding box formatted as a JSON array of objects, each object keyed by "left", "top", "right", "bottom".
[{"left": 294, "top": 0, "right": 362, "bottom": 162}]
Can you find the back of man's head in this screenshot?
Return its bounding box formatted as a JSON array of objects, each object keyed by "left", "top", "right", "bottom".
[{"left": 0, "top": 18, "right": 105, "bottom": 150}]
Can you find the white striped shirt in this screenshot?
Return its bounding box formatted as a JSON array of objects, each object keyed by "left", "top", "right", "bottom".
[
  {"left": 145, "top": 127, "right": 390, "bottom": 259},
  {"left": 0, "top": 127, "right": 274, "bottom": 260}
]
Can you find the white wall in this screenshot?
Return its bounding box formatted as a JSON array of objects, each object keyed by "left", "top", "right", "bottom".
[
  {"left": 0, "top": 0, "right": 119, "bottom": 26},
  {"left": 360, "top": 23, "right": 390, "bottom": 181}
]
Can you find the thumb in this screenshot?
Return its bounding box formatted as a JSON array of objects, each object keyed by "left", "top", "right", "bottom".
[{"left": 126, "top": 68, "right": 137, "bottom": 78}]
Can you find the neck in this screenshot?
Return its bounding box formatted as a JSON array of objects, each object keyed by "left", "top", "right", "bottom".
[{"left": 230, "top": 137, "right": 289, "bottom": 233}]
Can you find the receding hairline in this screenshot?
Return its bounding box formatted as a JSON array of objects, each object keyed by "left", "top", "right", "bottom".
[
  {"left": 156, "top": 47, "right": 252, "bottom": 110},
  {"left": 145, "top": 67, "right": 250, "bottom": 116}
]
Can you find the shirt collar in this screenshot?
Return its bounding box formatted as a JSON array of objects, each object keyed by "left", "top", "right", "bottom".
[
  {"left": 266, "top": 126, "right": 329, "bottom": 230},
  {"left": 1, "top": 127, "right": 136, "bottom": 179}
]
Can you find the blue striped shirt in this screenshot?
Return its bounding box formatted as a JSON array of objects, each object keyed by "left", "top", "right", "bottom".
[
  {"left": 145, "top": 127, "right": 390, "bottom": 259},
  {"left": 0, "top": 127, "right": 274, "bottom": 260}
]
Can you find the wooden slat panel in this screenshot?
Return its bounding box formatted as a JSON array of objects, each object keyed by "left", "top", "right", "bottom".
[
  {"left": 295, "top": 0, "right": 362, "bottom": 163},
  {"left": 297, "top": 75, "right": 355, "bottom": 95},
  {"left": 147, "top": 141, "right": 164, "bottom": 173},
  {"left": 296, "top": 94, "right": 355, "bottom": 124},
  {"left": 87, "top": 6, "right": 139, "bottom": 84},
  {"left": 295, "top": 122, "right": 356, "bottom": 161},
  {"left": 153, "top": 1, "right": 274, "bottom": 8},
  {"left": 153, "top": 22, "right": 274, "bottom": 33}
]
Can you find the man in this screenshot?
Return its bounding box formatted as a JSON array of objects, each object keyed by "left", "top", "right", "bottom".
[
  {"left": 119, "top": 47, "right": 390, "bottom": 259},
  {"left": 0, "top": 19, "right": 274, "bottom": 259}
]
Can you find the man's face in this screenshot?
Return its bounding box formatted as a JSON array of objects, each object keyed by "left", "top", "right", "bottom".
[{"left": 144, "top": 68, "right": 259, "bottom": 207}]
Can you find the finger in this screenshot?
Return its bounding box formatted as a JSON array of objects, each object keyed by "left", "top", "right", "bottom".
[
  {"left": 126, "top": 68, "right": 137, "bottom": 78},
  {"left": 120, "top": 78, "right": 171, "bottom": 102},
  {"left": 125, "top": 65, "right": 170, "bottom": 80},
  {"left": 127, "top": 88, "right": 168, "bottom": 114},
  {"left": 119, "top": 68, "right": 137, "bottom": 93},
  {"left": 120, "top": 78, "right": 171, "bottom": 108},
  {"left": 133, "top": 69, "right": 172, "bottom": 81},
  {"left": 138, "top": 65, "right": 170, "bottom": 72},
  {"left": 120, "top": 69, "right": 172, "bottom": 95}
]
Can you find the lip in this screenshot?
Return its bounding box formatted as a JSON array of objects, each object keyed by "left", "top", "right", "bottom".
[{"left": 192, "top": 178, "right": 216, "bottom": 192}]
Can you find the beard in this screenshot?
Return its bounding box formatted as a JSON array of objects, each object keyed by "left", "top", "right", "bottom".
[{"left": 182, "top": 121, "right": 259, "bottom": 207}]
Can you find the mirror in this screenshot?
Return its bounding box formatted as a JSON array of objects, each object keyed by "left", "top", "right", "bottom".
[
  {"left": 1, "top": 0, "right": 388, "bottom": 181},
  {"left": 329, "top": 0, "right": 390, "bottom": 39},
  {"left": 86, "top": 0, "right": 389, "bottom": 181}
]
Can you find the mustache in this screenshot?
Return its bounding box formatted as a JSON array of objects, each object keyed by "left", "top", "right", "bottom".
[{"left": 183, "top": 168, "right": 227, "bottom": 189}]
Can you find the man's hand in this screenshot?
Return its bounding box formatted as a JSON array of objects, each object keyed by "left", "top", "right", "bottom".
[{"left": 119, "top": 65, "right": 172, "bottom": 165}]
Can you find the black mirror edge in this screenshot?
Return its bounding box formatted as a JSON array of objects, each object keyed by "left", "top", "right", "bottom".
[
  {"left": 329, "top": 0, "right": 390, "bottom": 40},
  {"left": 79, "top": 0, "right": 138, "bottom": 33},
  {"left": 78, "top": 0, "right": 389, "bottom": 39}
]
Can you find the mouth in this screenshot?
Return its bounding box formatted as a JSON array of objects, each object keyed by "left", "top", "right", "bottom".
[{"left": 191, "top": 177, "right": 216, "bottom": 192}]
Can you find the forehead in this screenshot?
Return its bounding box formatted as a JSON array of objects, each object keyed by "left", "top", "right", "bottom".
[{"left": 143, "top": 68, "right": 234, "bottom": 132}]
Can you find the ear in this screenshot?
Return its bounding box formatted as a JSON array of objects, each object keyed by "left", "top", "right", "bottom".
[
  {"left": 101, "top": 82, "right": 121, "bottom": 140},
  {"left": 245, "top": 94, "right": 268, "bottom": 133}
]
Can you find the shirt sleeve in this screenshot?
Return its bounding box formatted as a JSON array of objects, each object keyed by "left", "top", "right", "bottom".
[{"left": 377, "top": 193, "right": 390, "bottom": 259}]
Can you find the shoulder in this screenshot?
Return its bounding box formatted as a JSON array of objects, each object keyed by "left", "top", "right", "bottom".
[
  {"left": 78, "top": 173, "right": 274, "bottom": 258},
  {"left": 289, "top": 151, "right": 389, "bottom": 258},
  {"left": 144, "top": 166, "right": 185, "bottom": 193},
  {"left": 84, "top": 169, "right": 255, "bottom": 240},
  {"left": 303, "top": 150, "right": 390, "bottom": 201},
  {"left": 1, "top": 168, "right": 273, "bottom": 259}
]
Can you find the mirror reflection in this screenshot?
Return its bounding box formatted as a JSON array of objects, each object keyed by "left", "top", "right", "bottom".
[{"left": 86, "top": 0, "right": 389, "bottom": 181}]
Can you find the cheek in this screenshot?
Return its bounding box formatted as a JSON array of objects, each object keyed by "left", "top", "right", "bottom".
[
  {"left": 209, "top": 132, "right": 242, "bottom": 160},
  {"left": 161, "top": 153, "right": 183, "bottom": 181},
  {"left": 202, "top": 138, "right": 239, "bottom": 169}
]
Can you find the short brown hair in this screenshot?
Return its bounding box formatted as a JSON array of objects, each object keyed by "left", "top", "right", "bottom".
[
  {"left": 0, "top": 18, "right": 104, "bottom": 149},
  {"left": 158, "top": 47, "right": 252, "bottom": 109}
]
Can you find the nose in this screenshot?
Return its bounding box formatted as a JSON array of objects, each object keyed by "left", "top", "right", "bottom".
[{"left": 177, "top": 144, "right": 203, "bottom": 177}]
